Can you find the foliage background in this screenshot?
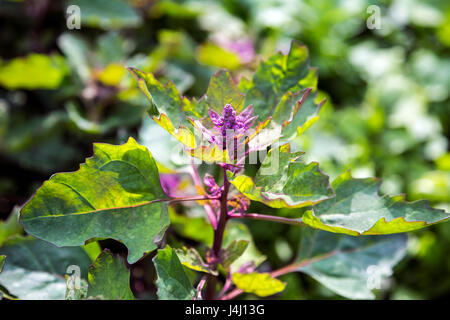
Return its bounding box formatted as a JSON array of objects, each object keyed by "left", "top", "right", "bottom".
[{"left": 0, "top": 0, "right": 448, "bottom": 299}]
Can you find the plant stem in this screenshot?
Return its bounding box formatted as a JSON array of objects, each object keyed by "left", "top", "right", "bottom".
[
  {"left": 229, "top": 213, "right": 303, "bottom": 226},
  {"left": 194, "top": 275, "right": 208, "bottom": 300},
  {"left": 212, "top": 168, "right": 230, "bottom": 254},
  {"left": 205, "top": 167, "right": 231, "bottom": 300},
  {"left": 169, "top": 195, "right": 220, "bottom": 204},
  {"left": 189, "top": 159, "right": 218, "bottom": 228}
]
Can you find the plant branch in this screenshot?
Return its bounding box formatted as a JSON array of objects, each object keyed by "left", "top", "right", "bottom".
[
  {"left": 168, "top": 195, "right": 220, "bottom": 204},
  {"left": 217, "top": 271, "right": 233, "bottom": 299},
  {"left": 228, "top": 213, "right": 303, "bottom": 226}
]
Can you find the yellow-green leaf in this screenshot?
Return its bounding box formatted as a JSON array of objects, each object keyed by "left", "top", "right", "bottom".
[
  {"left": 174, "top": 247, "right": 217, "bottom": 275},
  {"left": 0, "top": 54, "right": 68, "bottom": 89},
  {"left": 232, "top": 272, "right": 286, "bottom": 297}
]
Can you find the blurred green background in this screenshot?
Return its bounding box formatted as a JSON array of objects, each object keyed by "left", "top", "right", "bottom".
[{"left": 0, "top": 0, "right": 449, "bottom": 299}]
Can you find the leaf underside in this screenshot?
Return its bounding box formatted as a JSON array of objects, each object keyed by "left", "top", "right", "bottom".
[
  {"left": 296, "top": 228, "right": 408, "bottom": 299},
  {"left": 303, "top": 171, "right": 450, "bottom": 235},
  {"left": 0, "top": 236, "right": 91, "bottom": 300}
]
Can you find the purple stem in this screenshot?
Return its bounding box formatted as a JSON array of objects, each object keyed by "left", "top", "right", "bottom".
[
  {"left": 194, "top": 275, "right": 208, "bottom": 300},
  {"left": 205, "top": 166, "right": 231, "bottom": 299},
  {"left": 189, "top": 159, "right": 218, "bottom": 229},
  {"left": 228, "top": 213, "right": 303, "bottom": 226}
]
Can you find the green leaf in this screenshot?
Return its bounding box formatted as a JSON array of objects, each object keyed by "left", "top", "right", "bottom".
[
  {"left": 128, "top": 67, "right": 200, "bottom": 124},
  {"left": 303, "top": 171, "right": 450, "bottom": 235},
  {"left": 174, "top": 246, "right": 217, "bottom": 275},
  {"left": 128, "top": 68, "right": 205, "bottom": 155},
  {"left": 87, "top": 250, "right": 134, "bottom": 300},
  {"left": 0, "top": 236, "right": 91, "bottom": 300},
  {"left": 20, "top": 137, "right": 170, "bottom": 264},
  {"left": 197, "top": 43, "right": 241, "bottom": 70},
  {"left": 0, "top": 53, "right": 68, "bottom": 89},
  {"left": 75, "top": 0, "right": 142, "bottom": 30},
  {"left": 153, "top": 245, "right": 195, "bottom": 300},
  {"left": 278, "top": 89, "right": 326, "bottom": 140},
  {"left": 0, "top": 255, "right": 4, "bottom": 271},
  {"left": 65, "top": 101, "right": 146, "bottom": 135},
  {"left": 127, "top": 68, "right": 233, "bottom": 165},
  {"left": 232, "top": 272, "right": 286, "bottom": 297},
  {"left": 221, "top": 240, "right": 249, "bottom": 269},
  {"left": 201, "top": 69, "right": 245, "bottom": 112},
  {"left": 0, "top": 206, "right": 23, "bottom": 246},
  {"left": 82, "top": 241, "right": 102, "bottom": 262},
  {"left": 240, "top": 41, "right": 319, "bottom": 122},
  {"left": 223, "top": 222, "right": 266, "bottom": 272},
  {"left": 169, "top": 209, "right": 214, "bottom": 246},
  {"left": 295, "top": 228, "right": 407, "bottom": 299},
  {"left": 228, "top": 143, "right": 334, "bottom": 208}
]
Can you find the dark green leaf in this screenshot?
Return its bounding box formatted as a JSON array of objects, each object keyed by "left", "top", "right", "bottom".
[
  {"left": 0, "top": 206, "right": 23, "bottom": 246},
  {"left": 228, "top": 143, "right": 334, "bottom": 208},
  {"left": 240, "top": 41, "right": 317, "bottom": 121},
  {"left": 75, "top": 0, "right": 142, "bottom": 30},
  {"left": 221, "top": 240, "right": 249, "bottom": 269},
  {"left": 153, "top": 245, "right": 195, "bottom": 300},
  {"left": 222, "top": 222, "right": 266, "bottom": 272},
  {"left": 0, "top": 236, "right": 91, "bottom": 300},
  {"left": 87, "top": 250, "right": 134, "bottom": 300},
  {"left": 20, "top": 137, "right": 170, "bottom": 264}
]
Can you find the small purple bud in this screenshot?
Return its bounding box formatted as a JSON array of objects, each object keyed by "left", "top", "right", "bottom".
[
  {"left": 203, "top": 174, "right": 222, "bottom": 196},
  {"left": 208, "top": 109, "right": 222, "bottom": 127}
]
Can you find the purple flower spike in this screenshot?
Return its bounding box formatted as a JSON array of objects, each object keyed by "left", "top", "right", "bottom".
[{"left": 209, "top": 104, "right": 257, "bottom": 139}]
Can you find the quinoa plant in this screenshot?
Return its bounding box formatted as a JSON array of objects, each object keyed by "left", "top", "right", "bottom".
[{"left": 2, "top": 41, "right": 448, "bottom": 300}]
